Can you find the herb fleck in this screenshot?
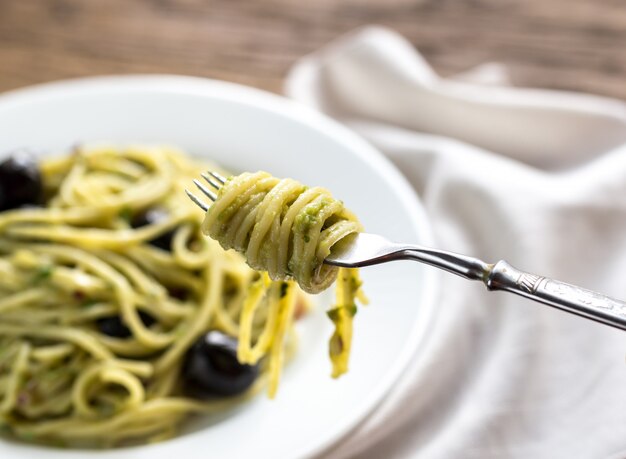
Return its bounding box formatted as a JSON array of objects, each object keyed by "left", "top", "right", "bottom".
[
  {"left": 32, "top": 265, "right": 53, "bottom": 284},
  {"left": 118, "top": 206, "right": 133, "bottom": 222},
  {"left": 81, "top": 298, "right": 99, "bottom": 308}
]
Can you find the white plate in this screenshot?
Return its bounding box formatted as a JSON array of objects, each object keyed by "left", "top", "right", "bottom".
[{"left": 0, "top": 76, "right": 438, "bottom": 459}]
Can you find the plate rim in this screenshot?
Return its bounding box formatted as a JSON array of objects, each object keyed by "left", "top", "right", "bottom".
[{"left": 0, "top": 75, "right": 440, "bottom": 459}]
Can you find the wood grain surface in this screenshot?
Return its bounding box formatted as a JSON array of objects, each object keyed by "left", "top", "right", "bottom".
[{"left": 1, "top": 0, "right": 625, "bottom": 99}]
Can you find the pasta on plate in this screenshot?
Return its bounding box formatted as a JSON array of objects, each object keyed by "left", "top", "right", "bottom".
[
  {"left": 0, "top": 146, "right": 307, "bottom": 447},
  {"left": 0, "top": 145, "right": 367, "bottom": 448},
  {"left": 201, "top": 171, "right": 368, "bottom": 377}
]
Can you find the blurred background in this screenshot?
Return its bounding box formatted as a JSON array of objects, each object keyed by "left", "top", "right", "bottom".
[{"left": 0, "top": 0, "right": 625, "bottom": 98}]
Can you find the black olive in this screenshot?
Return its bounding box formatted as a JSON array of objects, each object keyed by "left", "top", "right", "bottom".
[
  {"left": 97, "top": 311, "right": 155, "bottom": 338},
  {"left": 167, "top": 286, "right": 190, "bottom": 301},
  {"left": 183, "top": 331, "right": 259, "bottom": 397},
  {"left": 131, "top": 208, "right": 176, "bottom": 251},
  {"left": 0, "top": 151, "right": 43, "bottom": 210}
]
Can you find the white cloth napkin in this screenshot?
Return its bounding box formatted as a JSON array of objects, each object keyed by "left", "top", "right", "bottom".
[{"left": 285, "top": 27, "right": 626, "bottom": 459}]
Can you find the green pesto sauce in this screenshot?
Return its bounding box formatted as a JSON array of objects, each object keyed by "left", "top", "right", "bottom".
[
  {"left": 295, "top": 213, "right": 316, "bottom": 237},
  {"left": 326, "top": 304, "right": 357, "bottom": 322},
  {"left": 218, "top": 200, "right": 239, "bottom": 221},
  {"left": 295, "top": 198, "right": 331, "bottom": 238},
  {"left": 31, "top": 265, "right": 54, "bottom": 285}
]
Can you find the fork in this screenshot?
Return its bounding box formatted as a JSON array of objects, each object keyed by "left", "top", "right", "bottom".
[{"left": 188, "top": 172, "right": 626, "bottom": 332}]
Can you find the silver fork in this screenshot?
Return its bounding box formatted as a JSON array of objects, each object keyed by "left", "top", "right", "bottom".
[{"left": 188, "top": 172, "right": 626, "bottom": 332}]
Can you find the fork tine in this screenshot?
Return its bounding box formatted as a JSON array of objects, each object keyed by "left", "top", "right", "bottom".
[
  {"left": 193, "top": 179, "right": 217, "bottom": 201},
  {"left": 201, "top": 172, "right": 222, "bottom": 190},
  {"left": 185, "top": 189, "right": 210, "bottom": 211},
  {"left": 208, "top": 171, "right": 226, "bottom": 184}
]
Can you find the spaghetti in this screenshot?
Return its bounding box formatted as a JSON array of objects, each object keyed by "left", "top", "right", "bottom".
[
  {"left": 201, "top": 171, "right": 368, "bottom": 378},
  {"left": 0, "top": 146, "right": 305, "bottom": 447}
]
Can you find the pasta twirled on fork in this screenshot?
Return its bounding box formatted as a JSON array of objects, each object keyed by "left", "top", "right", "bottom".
[{"left": 200, "top": 171, "right": 368, "bottom": 377}]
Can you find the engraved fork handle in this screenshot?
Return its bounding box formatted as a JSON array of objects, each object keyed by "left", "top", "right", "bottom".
[
  {"left": 485, "top": 261, "right": 626, "bottom": 331},
  {"left": 399, "top": 246, "right": 626, "bottom": 331}
]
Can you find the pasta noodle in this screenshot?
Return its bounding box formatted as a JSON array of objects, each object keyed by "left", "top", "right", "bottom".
[
  {"left": 201, "top": 171, "right": 368, "bottom": 378},
  {"left": 0, "top": 146, "right": 306, "bottom": 447}
]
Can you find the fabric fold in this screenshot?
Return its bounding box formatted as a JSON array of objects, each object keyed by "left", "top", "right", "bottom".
[
  {"left": 286, "top": 26, "right": 626, "bottom": 459},
  {"left": 286, "top": 26, "right": 626, "bottom": 169}
]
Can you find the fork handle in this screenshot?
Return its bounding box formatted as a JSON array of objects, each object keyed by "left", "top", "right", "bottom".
[{"left": 485, "top": 261, "right": 626, "bottom": 331}]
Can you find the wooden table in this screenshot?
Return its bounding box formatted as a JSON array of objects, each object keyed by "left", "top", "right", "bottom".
[{"left": 1, "top": 0, "right": 625, "bottom": 99}]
